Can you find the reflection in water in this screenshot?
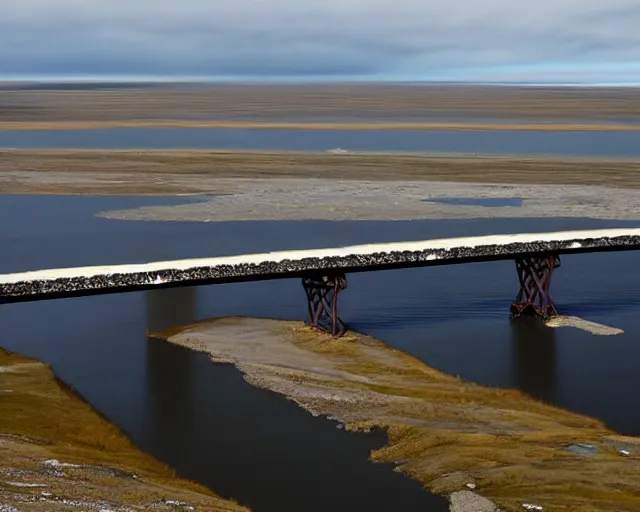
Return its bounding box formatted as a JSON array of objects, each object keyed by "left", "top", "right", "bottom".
[
  {"left": 511, "top": 319, "right": 558, "bottom": 403},
  {"left": 145, "top": 287, "right": 199, "bottom": 334},
  {"left": 144, "top": 287, "right": 199, "bottom": 451},
  {"left": 141, "top": 289, "right": 446, "bottom": 511}
]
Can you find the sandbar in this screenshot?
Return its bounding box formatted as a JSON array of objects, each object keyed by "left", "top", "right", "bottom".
[{"left": 158, "top": 317, "right": 640, "bottom": 512}]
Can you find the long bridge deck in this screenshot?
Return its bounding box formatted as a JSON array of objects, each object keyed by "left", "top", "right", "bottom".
[{"left": 2, "top": 228, "right": 640, "bottom": 306}]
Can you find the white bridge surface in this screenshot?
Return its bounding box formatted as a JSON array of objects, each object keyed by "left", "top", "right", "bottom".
[{"left": 2, "top": 228, "right": 640, "bottom": 303}]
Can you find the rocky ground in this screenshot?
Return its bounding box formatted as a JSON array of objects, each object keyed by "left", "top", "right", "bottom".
[
  {"left": 159, "top": 317, "right": 640, "bottom": 512},
  {"left": 98, "top": 178, "right": 640, "bottom": 223},
  {"left": 3, "top": 150, "right": 640, "bottom": 224}
]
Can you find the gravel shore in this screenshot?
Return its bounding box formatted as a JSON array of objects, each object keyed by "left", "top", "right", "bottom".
[
  {"left": 159, "top": 317, "right": 640, "bottom": 512},
  {"left": 99, "top": 178, "right": 640, "bottom": 223}
]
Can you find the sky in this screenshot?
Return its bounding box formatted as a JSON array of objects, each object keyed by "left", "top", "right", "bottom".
[{"left": 2, "top": 0, "right": 640, "bottom": 83}]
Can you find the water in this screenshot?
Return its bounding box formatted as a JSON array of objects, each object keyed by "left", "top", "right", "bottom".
[
  {"left": 0, "top": 195, "right": 448, "bottom": 512},
  {"left": 1, "top": 127, "right": 640, "bottom": 156},
  {"left": 3, "top": 196, "right": 640, "bottom": 510},
  {"left": 425, "top": 197, "right": 524, "bottom": 207}
]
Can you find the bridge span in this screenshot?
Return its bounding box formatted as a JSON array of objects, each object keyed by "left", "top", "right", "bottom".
[{"left": 2, "top": 228, "right": 640, "bottom": 336}]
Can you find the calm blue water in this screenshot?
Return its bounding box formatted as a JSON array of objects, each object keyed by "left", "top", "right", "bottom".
[
  {"left": 2, "top": 195, "right": 640, "bottom": 510},
  {"left": 1, "top": 127, "right": 640, "bottom": 156}
]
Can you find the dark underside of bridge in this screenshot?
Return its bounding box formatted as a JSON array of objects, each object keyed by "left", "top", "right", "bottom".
[
  {"left": 301, "top": 254, "right": 560, "bottom": 337},
  {"left": 2, "top": 235, "right": 640, "bottom": 336}
]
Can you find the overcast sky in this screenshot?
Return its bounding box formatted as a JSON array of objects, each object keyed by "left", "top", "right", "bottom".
[{"left": 2, "top": 0, "right": 640, "bottom": 82}]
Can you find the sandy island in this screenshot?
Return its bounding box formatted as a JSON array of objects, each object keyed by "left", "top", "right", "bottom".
[
  {"left": 0, "top": 348, "right": 247, "bottom": 512},
  {"left": 3, "top": 150, "right": 640, "bottom": 225},
  {"left": 156, "top": 317, "right": 640, "bottom": 512}
]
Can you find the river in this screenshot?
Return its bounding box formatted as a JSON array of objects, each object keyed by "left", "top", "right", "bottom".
[
  {"left": 2, "top": 195, "right": 640, "bottom": 510},
  {"left": 1, "top": 127, "right": 640, "bottom": 156}
]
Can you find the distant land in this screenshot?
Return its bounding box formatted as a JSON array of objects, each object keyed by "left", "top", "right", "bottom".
[{"left": 1, "top": 83, "right": 640, "bottom": 130}]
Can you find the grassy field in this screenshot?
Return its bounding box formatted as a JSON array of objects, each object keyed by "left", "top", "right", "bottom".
[
  {"left": 2, "top": 149, "right": 640, "bottom": 196},
  {"left": 0, "top": 347, "right": 247, "bottom": 511},
  {"left": 2, "top": 83, "right": 640, "bottom": 128}
]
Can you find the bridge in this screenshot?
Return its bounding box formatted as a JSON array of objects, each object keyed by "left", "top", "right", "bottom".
[{"left": 2, "top": 228, "right": 640, "bottom": 336}]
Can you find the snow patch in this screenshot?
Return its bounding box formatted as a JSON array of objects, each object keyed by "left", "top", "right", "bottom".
[
  {"left": 6, "top": 482, "right": 48, "bottom": 487},
  {"left": 42, "top": 459, "right": 80, "bottom": 468},
  {"left": 546, "top": 315, "right": 623, "bottom": 336},
  {"left": 3, "top": 228, "right": 640, "bottom": 285},
  {"left": 164, "top": 500, "right": 195, "bottom": 510}
]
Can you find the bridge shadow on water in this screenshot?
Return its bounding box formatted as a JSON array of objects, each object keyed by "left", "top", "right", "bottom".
[
  {"left": 510, "top": 319, "right": 558, "bottom": 404},
  {"left": 138, "top": 284, "right": 562, "bottom": 511},
  {"left": 142, "top": 287, "right": 448, "bottom": 512},
  {"left": 4, "top": 195, "right": 640, "bottom": 509}
]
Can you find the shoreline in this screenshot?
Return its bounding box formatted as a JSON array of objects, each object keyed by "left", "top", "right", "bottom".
[
  {"left": 2, "top": 149, "right": 639, "bottom": 223},
  {"left": 3, "top": 120, "right": 640, "bottom": 131},
  {"left": 0, "top": 347, "right": 247, "bottom": 511},
  {"left": 3, "top": 150, "right": 640, "bottom": 200},
  {"left": 157, "top": 317, "right": 640, "bottom": 512}
]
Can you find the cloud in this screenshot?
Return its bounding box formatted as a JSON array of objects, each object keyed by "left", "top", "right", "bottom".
[{"left": 1, "top": 0, "right": 640, "bottom": 80}]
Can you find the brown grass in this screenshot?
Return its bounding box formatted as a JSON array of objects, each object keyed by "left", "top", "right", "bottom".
[
  {"left": 0, "top": 347, "right": 248, "bottom": 510},
  {"left": 2, "top": 149, "right": 640, "bottom": 196},
  {"left": 241, "top": 321, "right": 640, "bottom": 511},
  {"left": 3, "top": 84, "right": 640, "bottom": 123},
  {"left": 158, "top": 318, "right": 640, "bottom": 511}
]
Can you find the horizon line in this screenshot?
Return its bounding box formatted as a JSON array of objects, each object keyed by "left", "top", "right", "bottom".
[{"left": 2, "top": 76, "right": 640, "bottom": 88}]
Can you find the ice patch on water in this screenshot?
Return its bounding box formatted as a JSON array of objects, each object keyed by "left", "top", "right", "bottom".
[{"left": 546, "top": 316, "right": 623, "bottom": 336}]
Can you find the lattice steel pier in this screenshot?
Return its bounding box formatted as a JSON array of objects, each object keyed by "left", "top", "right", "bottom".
[
  {"left": 302, "top": 272, "right": 348, "bottom": 337},
  {"left": 511, "top": 255, "right": 561, "bottom": 318}
]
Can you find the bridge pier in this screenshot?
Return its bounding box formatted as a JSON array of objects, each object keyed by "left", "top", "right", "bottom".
[
  {"left": 511, "top": 255, "right": 560, "bottom": 318},
  {"left": 302, "top": 272, "right": 348, "bottom": 337}
]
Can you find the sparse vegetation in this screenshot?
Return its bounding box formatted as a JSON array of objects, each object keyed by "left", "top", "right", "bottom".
[
  {"left": 3, "top": 149, "right": 640, "bottom": 196},
  {"left": 2, "top": 84, "right": 640, "bottom": 123},
  {"left": 161, "top": 317, "right": 640, "bottom": 512},
  {"left": 0, "top": 347, "right": 248, "bottom": 511}
]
